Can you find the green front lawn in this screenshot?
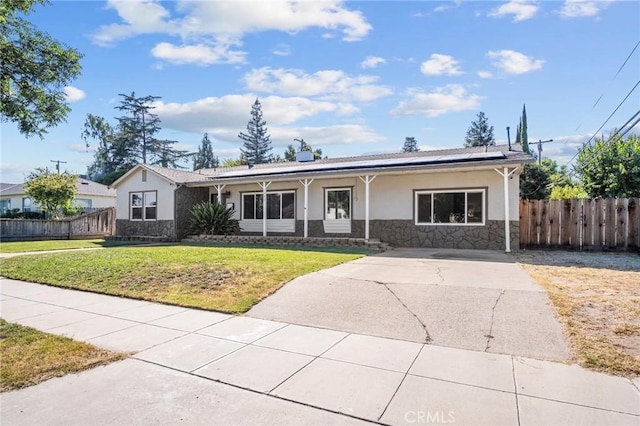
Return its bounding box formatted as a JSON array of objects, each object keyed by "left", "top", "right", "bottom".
[
  {"left": 0, "top": 239, "right": 145, "bottom": 254},
  {"left": 0, "top": 319, "right": 126, "bottom": 392},
  {"left": 0, "top": 245, "right": 366, "bottom": 312}
]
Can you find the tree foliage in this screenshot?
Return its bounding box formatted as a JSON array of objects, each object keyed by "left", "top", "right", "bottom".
[
  {"left": 239, "top": 98, "right": 272, "bottom": 164},
  {"left": 574, "top": 133, "right": 640, "bottom": 198},
  {"left": 520, "top": 158, "right": 573, "bottom": 200},
  {"left": 0, "top": 0, "right": 83, "bottom": 138},
  {"left": 402, "top": 136, "right": 420, "bottom": 153},
  {"left": 83, "top": 93, "right": 187, "bottom": 184},
  {"left": 23, "top": 168, "right": 77, "bottom": 219},
  {"left": 519, "top": 104, "right": 530, "bottom": 154},
  {"left": 464, "top": 112, "right": 495, "bottom": 147},
  {"left": 549, "top": 185, "right": 588, "bottom": 200},
  {"left": 193, "top": 133, "right": 219, "bottom": 170},
  {"left": 283, "top": 139, "right": 323, "bottom": 161}
]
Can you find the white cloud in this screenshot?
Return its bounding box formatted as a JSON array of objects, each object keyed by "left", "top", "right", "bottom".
[
  {"left": 93, "top": 0, "right": 372, "bottom": 64},
  {"left": 434, "top": 0, "right": 463, "bottom": 13},
  {"left": 487, "top": 50, "right": 545, "bottom": 74},
  {"left": 153, "top": 94, "right": 359, "bottom": 135},
  {"left": 489, "top": 1, "right": 539, "bottom": 22},
  {"left": 272, "top": 44, "right": 291, "bottom": 56},
  {"left": 559, "top": 0, "right": 613, "bottom": 18},
  {"left": 243, "top": 67, "right": 392, "bottom": 102},
  {"left": 151, "top": 41, "right": 245, "bottom": 65},
  {"left": 390, "top": 85, "right": 482, "bottom": 117},
  {"left": 361, "top": 56, "right": 386, "bottom": 69},
  {"left": 477, "top": 71, "right": 493, "bottom": 79},
  {"left": 64, "top": 86, "right": 86, "bottom": 102},
  {"left": 420, "top": 54, "right": 463, "bottom": 76}
]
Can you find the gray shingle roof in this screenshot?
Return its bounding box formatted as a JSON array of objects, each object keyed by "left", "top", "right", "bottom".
[{"left": 0, "top": 178, "right": 116, "bottom": 197}]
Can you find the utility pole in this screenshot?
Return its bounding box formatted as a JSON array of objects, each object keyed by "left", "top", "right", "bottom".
[
  {"left": 534, "top": 139, "right": 554, "bottom": 164},
  {"left": 50, "top": 160, "right": 67, "bottom": 174}
]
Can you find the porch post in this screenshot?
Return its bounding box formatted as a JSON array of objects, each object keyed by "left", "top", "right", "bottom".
[
  {"left": 258, "top": 181, "right": 271, "bottom": 237},
  {"left": 299, "top": 179, "right": 314, "bottom": 238},
  {"left": 214, "top": 184, "right": 226, "bottom": 205},
  {"left": 359, "top": 175, "right": 376, "bottom": 241},
  {"left": 494, "top": 167, "right": 519, "bottom": 253}
]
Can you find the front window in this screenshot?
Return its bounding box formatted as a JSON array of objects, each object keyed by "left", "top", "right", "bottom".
[
  {"left": 415, "top": 189, "right": 485, "bottom": 225},
  {"left": 131, "top": 191, "right": 157, "bottom": 221},
  {"left": 243, "top": 191, "right": 295, "bottom": 220},
  {"left": 1, "top": 199, "right": 10, "bottom": 214},
  {"left": 75, "top": 198, "right": 92, "bottom": 209},
  {"left": 22, "top": 197, "right": 32, "bottom": 212},
  {"left": 325, "top": 188, "right": 351, "bottom": 220}
]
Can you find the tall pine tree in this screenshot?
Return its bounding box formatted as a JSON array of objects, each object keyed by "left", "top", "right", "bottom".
[
  {"left": 82, "top": 92, "right": 187, "bottom": 184},
  {"left": 238, "top": 98, "right": 272, "bottom": 164},
  {"left": 464, "top": 112, "right": 495, "bottom": 147},
  {"left": 193, "top": 133, "right": 219, "bottom": 170},
  {"left": 402, "top": 136, "right": 420, "bottom": 153}
]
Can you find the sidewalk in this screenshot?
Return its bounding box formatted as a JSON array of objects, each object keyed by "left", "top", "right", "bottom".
[{"left": 1, "top": 278, "right": 638, "bottom": 425}]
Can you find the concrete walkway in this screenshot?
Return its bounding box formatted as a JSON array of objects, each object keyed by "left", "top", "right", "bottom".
[
  {"left": 249, "top": 248, "right": 570, "bottom": 361},
  {"left": 1, "top": 278, "right": 638, "bottom": 425}
]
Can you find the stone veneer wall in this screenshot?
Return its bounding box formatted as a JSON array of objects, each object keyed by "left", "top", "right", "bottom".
[
  {"left": 369, "top": 220, "right": 519, "bottom": 250},
  {"left": 236, "top": 219, "right": 518, "bottom": 250},
  {"left": 116, "top": 219, "right": 175, "bottom": 239},
  {"left": 174, "top": 186, "right": 209, "bottom": 240}
]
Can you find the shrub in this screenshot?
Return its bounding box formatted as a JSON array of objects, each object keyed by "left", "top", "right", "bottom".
[{"left": 189, "top": 202, "right": 239, "bottom": 235}]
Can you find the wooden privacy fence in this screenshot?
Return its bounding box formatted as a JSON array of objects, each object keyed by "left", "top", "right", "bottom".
[
  {"left": 0, "top": 208, "right": 115, "bottom": 241},
  {"left": 520, "top": 198, "right": 640, "bottom": 251}
]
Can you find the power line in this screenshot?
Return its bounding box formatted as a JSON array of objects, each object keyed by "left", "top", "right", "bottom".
[
  {"left": 575, "top": 40, "right": 640, "bottom": 132},
  {"left": 565, "top": 79, "right": 640, "bottom": 167},
  {"left": 567, "top": 109, "right": 640, "bottom": 176}
]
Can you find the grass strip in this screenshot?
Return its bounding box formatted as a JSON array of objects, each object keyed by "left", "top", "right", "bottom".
[{"left": 0, "top": 319, "right": 126, "bottom": 392}]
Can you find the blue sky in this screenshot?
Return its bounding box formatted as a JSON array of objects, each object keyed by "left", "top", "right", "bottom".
[{"left": 2, "top": 0, "right": 639, "bottom": 183}]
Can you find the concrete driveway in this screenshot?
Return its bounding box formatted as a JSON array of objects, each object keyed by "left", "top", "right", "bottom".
[{"left": 248, "top": 248, "right": 570, "bottom": 361}]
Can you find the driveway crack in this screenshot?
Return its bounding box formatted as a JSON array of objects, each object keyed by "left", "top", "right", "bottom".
[
  {"left": 484, "top": 290, "right": 505, "bottom": 352},
  {"left": 379, "top": 281, "right": 432, "bottom": 344}
]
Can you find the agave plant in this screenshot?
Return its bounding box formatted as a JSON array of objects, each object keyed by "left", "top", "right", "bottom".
[{"left": 189, "top": 202, "right": 240, "bottom": 235}]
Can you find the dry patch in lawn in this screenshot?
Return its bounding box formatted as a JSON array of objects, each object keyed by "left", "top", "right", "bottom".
[
  {"left": 517, "top": 251, "right": 640, "bottom": 377},
  {"left": 0, "top": 319, "right": 127, "bottom": 391}
]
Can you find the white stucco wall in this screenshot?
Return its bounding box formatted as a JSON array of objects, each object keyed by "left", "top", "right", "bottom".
[
  {"left": 214, "top": 166, "right": 522, "bottom": 223},
  {"left": 115, "top": 169, "right": 176, "bottom": 220}
]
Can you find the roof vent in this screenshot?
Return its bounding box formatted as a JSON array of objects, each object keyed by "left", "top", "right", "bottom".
[{"left": 296, "top": 150, "right": 314, "bottom": 162}]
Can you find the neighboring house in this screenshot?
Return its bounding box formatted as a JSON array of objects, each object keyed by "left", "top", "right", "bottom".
[
  {"left": 110, "top": 145, "right": 534, "bottom": 251},
  {"left": 0, "top": 177, "right": 116, "bottom": 215}
]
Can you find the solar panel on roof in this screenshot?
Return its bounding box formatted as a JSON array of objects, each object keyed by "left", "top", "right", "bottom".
[{"left": 214, "top": 151, "right": 505, "bottom": 179}]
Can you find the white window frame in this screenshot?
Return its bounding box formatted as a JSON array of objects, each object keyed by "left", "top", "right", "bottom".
[
  {"left": 242, "top": 191, "right": 295, "bottom": 220},
  {"left": 415, "top": 189, "right": 486, "bottom": 226},
  {"left": 130, "top": 191, "right": 157, "bottom": 221},
  {"left": 324, "top": 187, "right": 352, "bottom": 220}
]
